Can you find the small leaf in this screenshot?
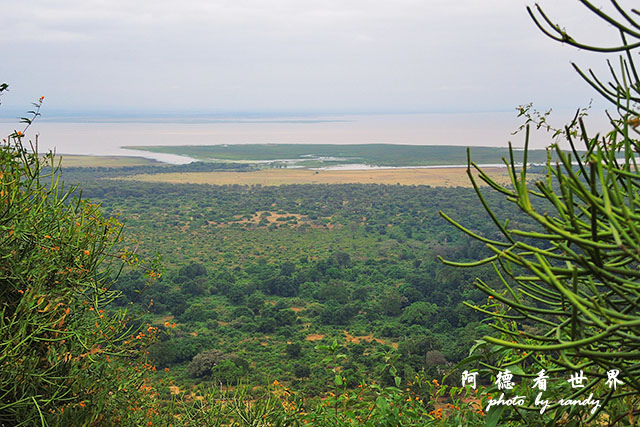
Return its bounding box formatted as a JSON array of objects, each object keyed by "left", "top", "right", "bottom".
[
  {"left": 508, "top": 365, "right": 525, "bottom": 376},
  {"left": 335, "top": 374, "right": 343, "bottom": 386}
]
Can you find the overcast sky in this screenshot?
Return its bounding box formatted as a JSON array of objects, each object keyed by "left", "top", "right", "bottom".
[{"left": 0, "top": 0, "right": 630, "bottom": 116}]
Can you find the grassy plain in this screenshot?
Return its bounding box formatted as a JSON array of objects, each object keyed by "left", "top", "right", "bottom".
[
  {"left": 56, "top": 154, "right": 162, "bottom": 168},
  {"left": 117, "top": 167, "right": 523, "bottom": 187}
]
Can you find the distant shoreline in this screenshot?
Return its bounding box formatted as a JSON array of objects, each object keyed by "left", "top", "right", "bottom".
[
  {"left": 2, "top": 112, "right": 605, "bottom": 164},
  {"left": 123, "top": 143, "right": 556, "bottom": 169},
  {"left": 56, "top": 152, "right": 529, "bottom": 170}
]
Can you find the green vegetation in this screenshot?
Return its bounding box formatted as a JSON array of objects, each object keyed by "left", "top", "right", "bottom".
[
  {"left": 75, "top": 178, "right": 509, "bottom": 388},
  {"left": 2, "top": 105, "right": 497, "bottom": 425},
  {"left": 0, "top": 91, "right": 163, "bottom": 425},
  {"left": 127, "top": 143, "right": 555, "bottom": 168},
  {"left": 0, "top": 90, "right": 500, "bottom": 425},
  {"left": 6, "top": 1, "right": 640, "bottom": 425},
  {"left": 60, "top": 160, "right": 255, "bottom": 181},
  {"left": 441, "top": 1, "right": 640, "bottom": 425},
  {"left": 57, "top": 155, "right": 163, "bottom": 168}
]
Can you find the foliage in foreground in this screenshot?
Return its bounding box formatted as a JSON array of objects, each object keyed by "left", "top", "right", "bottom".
[
  {"left": 140, "top": 341, "right": 487, "bottom": 427},
  {"left": 442, "top": 1, "right": 640, "bottom": 424},
  {"left": 0, "top": 91, "right": 162, "bottom": 426},
  {"left": 9, "top": 2, "right": 640, "bottom": 425}
]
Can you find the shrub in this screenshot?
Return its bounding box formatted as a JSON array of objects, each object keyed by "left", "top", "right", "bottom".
[{"left": 0, "top": 89, "right": 161, "bottom": 426}]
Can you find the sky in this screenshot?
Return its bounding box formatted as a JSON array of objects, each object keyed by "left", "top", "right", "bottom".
[{"left": 0, "top": 0, "right": 631, "bottom": 117}]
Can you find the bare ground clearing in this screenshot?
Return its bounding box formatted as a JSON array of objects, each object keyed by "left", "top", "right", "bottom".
[
  {"left": 215, "top": 210, "right": 332, "bottom": 229},
  {"left": 343, "top": 331, "right": 397, "bottom": 349},
  {"left": 305, "top": 334, "right": 325, "bottom": 341}
]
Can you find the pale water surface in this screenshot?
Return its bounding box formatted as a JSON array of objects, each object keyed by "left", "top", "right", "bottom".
[{"left": 0, "top": 112, "right": 611, "bottom": 164}]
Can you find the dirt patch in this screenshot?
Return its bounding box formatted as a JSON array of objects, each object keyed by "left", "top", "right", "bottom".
[
  {"left": 235, "top": 211, "right": 305, "bottom": 225},
  {"left": 219, "top": 210, "right": 332, "bottom": 229},
  {"left": 305, "top": 334, "right": 325, "bottom": 341},
  {"left": 344, "top": 330, "right": 396, "bottom": 348}
]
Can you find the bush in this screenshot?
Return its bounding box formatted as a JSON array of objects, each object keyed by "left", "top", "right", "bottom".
[
  {"left": 0, "top": 91, "right": 162, "bottom": 425},
  {"left": 179, "top": 302, "right": 218, "bottom": 323}
]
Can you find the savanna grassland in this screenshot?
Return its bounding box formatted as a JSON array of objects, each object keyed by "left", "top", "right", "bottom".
[
  {"left": 7, "top": 141, "right": 626, "bottom": 426},
  {"left": 58, "top": 154, "right": 163, "bottom": 168},
  {"left": 59, "top": 154, "right": 527, "bottom": 398},
  {"left": 116, "top": 166, "right": 518, "bottom": 187},
  {"left": 7, "top": 0, "right": 640, "bottom": 422}
]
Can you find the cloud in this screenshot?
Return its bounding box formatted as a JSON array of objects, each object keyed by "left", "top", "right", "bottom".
[{"left": 0, "top": 0, "right": 624, "bottom": 114}]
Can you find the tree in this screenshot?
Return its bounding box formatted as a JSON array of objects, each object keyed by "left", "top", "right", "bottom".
[
  {"left": 187, "top": 350, "right": 248, "bottom": 384},
  {"left": 179, "top": 261, "right": 207, "bottom": 279},
  {"left": 442, "top": 2, "right": 640, "bottom": 424},
  {"left": 293, "top": 363, "right": 311, "bottom": 378},
  {"left": 247, "top": 291, "right": 266, "bottom": 314},
  {"left": 187, "top": 349, "right": 225, "bottom": 378},
  {"left": 285, "top": 342, "right": 303, "bottom": 358},
  {"left": 400, "top": 301, "right": 437, "bottom": 326}
]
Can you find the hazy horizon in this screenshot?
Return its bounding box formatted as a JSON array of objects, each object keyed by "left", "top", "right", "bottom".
[
  {"left": 2, "top": 0, "right": 622, "bottom": 162},
  {"left": 1, "top": 1, "right": 622, "bottom": 116}
]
